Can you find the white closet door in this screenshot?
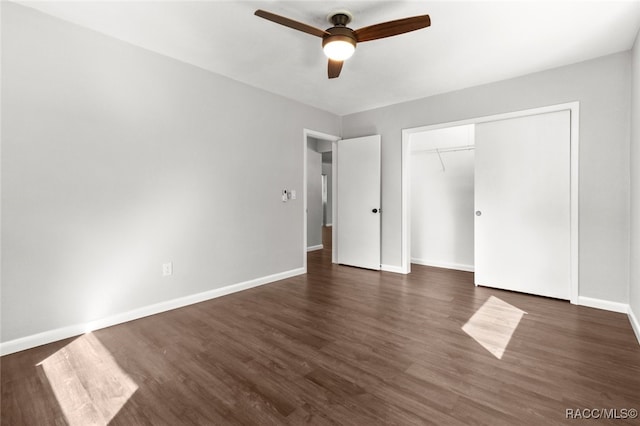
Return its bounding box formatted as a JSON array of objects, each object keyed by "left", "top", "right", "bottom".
[
  {"left": 474, "top": 110, "right": 571, "bottom": 300},
  {"left": 337, "top": 135, "right": 381, "bottom": 270}
]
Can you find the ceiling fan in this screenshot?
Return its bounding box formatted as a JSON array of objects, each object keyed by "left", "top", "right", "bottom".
[{"left": 254, "top": 9, "right": 431, "bottom": 79}]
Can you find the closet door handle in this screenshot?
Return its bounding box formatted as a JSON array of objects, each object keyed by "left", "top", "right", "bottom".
[
  {"left": 372, "top": 208, "right": 379, "bottom": 213},
  {"left": 475, "top": 211, "right": 482, "bottom": 216}
]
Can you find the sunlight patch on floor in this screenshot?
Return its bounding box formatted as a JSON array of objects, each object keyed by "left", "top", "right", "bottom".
[
  {"left": 462, "top": 295, "right": 527, "bottom": 359},
  {"left": 37, "top": 333, "right": 137, "bottom": 426}
]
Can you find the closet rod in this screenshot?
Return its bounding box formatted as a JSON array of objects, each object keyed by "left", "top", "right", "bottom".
[{"left": 419, "top": 144, "right": 475, "bottom": 154}]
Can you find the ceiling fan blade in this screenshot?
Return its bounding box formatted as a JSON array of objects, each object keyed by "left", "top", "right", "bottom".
[
  {"left": 328, "top": 59, "right": 343, "bottom": 79},
  {"left": 255, "top": 10, "right": 329, "bottom": 38},
  {"left": 354, "top": 14, "right": 431, "bottom": 42}
]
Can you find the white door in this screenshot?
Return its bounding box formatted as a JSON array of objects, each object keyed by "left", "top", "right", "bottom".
[
  {"left": 337, "top": 135, "right": 381, "bottom": 270},
  {"left": 474, "top": 110, "right": 571, "bottom": 300}
]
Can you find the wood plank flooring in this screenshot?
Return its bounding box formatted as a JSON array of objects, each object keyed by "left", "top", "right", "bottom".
[{"left": 2, "top": 227, "right": 640, "bottom": 425}]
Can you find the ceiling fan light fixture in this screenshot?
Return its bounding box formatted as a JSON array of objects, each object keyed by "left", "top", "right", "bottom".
[
  {"left": 322, "top": 36, "right": 356, "bottom": 61},
  {"left": 323, "top": 40, "right": 355, "bottom": 60}
]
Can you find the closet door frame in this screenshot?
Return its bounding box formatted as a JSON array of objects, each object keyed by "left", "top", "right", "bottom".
[{"left": 400, "top": 102, "right": 579, "bottom": 304}]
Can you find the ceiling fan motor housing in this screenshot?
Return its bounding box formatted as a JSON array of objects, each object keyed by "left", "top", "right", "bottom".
[
  {"left": 323, "top": 12, "right": 357, "bottom": 50},
  {"left": 322, "top": 26, "right": 357, "bottom": 50}
]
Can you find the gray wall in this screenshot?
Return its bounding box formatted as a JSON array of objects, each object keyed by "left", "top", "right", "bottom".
[
  {"left": 2, "top": 1, "right": 636, "bottom": 346},
  {"left": 306, "top": 141, "right": 322, "bottom": 248},
  {"left": 317, "top": 139, "right": 333, "bottom": 153},
  {"left": 1, "top": 3, "right": 340, "bottom": 342},
  {"left": 631, "top": 30, "right": 640, "bottom": 321},
  {"left": 342, "top": 52, "right": 631, "bottom": 303}
]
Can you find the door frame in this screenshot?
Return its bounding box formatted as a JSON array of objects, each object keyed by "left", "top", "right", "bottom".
[
  {"left": 303, "top": 129, "right": 340, "bottom": 272},
  {"left": 400, "top": 102, "right": 580, "bottom": 304}
]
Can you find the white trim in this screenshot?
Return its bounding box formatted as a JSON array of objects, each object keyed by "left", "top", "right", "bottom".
[
  {"left": 628, "top": 306, "right": 640, "bottom": 346},
  {"left": 577, "top": 296, "right": 628, "bottom": 314},
  {"left": 401, "top": 102, "right": 580, "bottom": 303},
  {"left": 303, "top": 131, "right": 307, "bottom": 273},
  {"left": 401, "top": 133, "right": 411, "bottom": 274},
  {"left": 332, "top": 139, "right": 338, "bottom": 264},
  {"left": 325, "top": 223, "right": 332, "bottom": 227},
  {"left": 381, "top": 264, "right": 407, "bottom": 274},
  {"left": 0, "top": 267, "right": 305, "bottom": 356},
  {"left": 569, "top": 106, "right": 580, "bottom": 305},
  {"left": 307, "top": 244, "right": 323, "bottom": 252},
  {"left": 411, "top": 258, "right": 475, "bottom": 272}
]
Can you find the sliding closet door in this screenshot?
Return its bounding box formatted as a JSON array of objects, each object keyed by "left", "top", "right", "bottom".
[{"left": 474, "top": 110, "right": 571, "bottom": 300}]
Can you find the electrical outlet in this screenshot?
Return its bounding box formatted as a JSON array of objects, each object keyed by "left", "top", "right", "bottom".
[{"left": 162, "top": 262, "right": 173, "bottom": 276}]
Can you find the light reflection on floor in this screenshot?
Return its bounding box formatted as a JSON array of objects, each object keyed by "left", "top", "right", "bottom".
[
  {"left": 37, "top": 333, "right": 137, "bottom": 426},
  {"left": 462, "top": 295, "right": 527, "bottom": 359}
]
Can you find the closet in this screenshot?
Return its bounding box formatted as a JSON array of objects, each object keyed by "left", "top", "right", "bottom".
[
  {"left": 410, "top": 124, "right": 475, "bottom": 272},
  {"left": 408, "top": 108, "right": 573, "bottom": 300}
]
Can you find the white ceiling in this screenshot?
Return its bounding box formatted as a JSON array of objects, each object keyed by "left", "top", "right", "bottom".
[{"left": 18, "top": 0, "right": 640, "bottom": 115}]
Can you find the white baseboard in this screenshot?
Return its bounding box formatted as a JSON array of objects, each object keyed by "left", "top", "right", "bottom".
[
  {"left": 628, "top": 306, "right": 640, "bottom": 346},
  {"left": 306, "top": 244, "right": 323, "bottom": 252},
  {"left": 381, "top": 264, "right": 407, "bottom": 274},
  {"left": 411, "top": 258, "right": 475, "bottom": 273},
  {"left": 0, "top": 267, "right": 305, "bottom": 356},
  {"left": 577, "top": 296, "right": 628, "bottom": 314}
]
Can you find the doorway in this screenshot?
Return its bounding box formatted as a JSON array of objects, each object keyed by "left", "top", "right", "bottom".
[
  {"left": 401, "top": 102, "right": 580, "bottom": 303},
  {"left": 303, "top": 129, "right": 340, "bottom": 271}
]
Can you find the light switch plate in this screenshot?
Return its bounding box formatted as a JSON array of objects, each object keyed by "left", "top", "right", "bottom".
[{"left": 162, "top": 262, "right": 173, "bottom": 276}]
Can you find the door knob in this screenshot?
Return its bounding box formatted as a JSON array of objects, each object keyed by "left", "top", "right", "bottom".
[
  {"left": 372, "top": 208, "right": 379, "bottom": 213},
  {"left": 475, "top": 211, "right": 482, "bottom": 216}
]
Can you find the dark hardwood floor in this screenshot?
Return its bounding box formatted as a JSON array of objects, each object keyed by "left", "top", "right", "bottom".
[{"left": 2, "top": 227, "right": 640, "bottom": 425}]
